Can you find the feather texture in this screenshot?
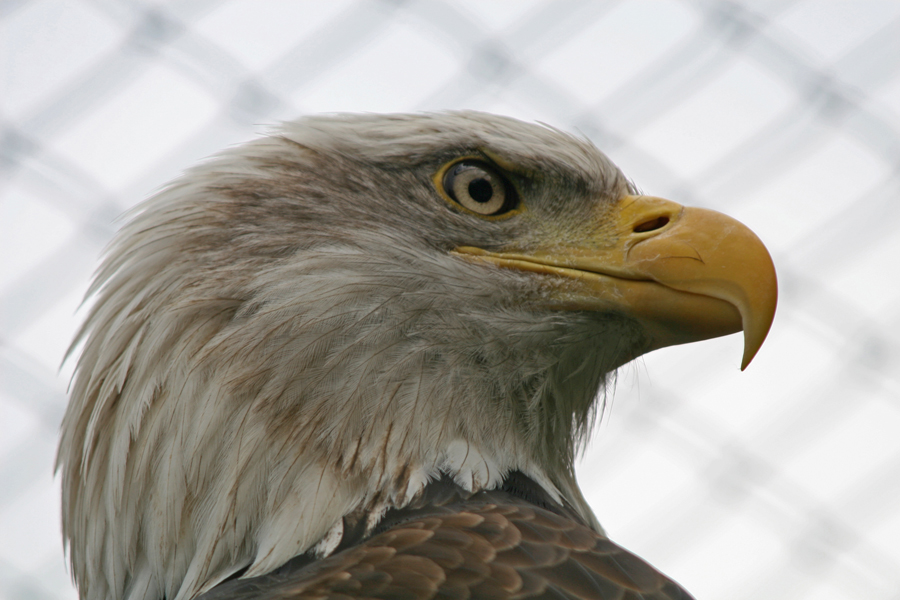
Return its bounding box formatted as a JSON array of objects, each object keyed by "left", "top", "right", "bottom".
[{"left": 195, "top": 474, "right": 692, "bottom": 600}]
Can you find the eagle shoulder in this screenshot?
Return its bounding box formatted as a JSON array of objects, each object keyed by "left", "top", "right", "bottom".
[{"left": 196, "top": 473, "right": 693, "bottom": 600}]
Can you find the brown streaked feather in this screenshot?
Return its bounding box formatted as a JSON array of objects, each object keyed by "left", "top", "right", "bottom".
[{"left": 197, "top": 477, "right": 692, "bottom": 600}]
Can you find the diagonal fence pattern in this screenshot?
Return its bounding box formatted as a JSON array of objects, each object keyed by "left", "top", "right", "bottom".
[{"left": 2, "top": 1, "right": 899, "bottom": 599}]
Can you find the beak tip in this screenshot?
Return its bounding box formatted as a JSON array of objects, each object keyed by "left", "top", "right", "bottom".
[
  {"left": 740, "top": 312, "right": 775, "bottom": 371},
  {"left": 741, "top": 280, "right": 778, "bottom": 371},
  {"left": 740, "top": 343, "right": 756, "bottom": 371},
  {"left": 740, "top": 334, "right": 761, "bottom": 370}
]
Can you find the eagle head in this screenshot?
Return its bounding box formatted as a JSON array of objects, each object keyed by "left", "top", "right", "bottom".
[{"left": 58, "top": 112, "right": 776, "bottom": 600}]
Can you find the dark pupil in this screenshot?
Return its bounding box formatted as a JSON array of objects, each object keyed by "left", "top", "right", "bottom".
[{"left": 468, "top": 178, "right": 494, "bottom": 203}]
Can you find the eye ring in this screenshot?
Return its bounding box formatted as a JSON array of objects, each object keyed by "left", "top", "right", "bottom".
[{"left": 436, "top": 159, "right": 519, "bottom": 217}]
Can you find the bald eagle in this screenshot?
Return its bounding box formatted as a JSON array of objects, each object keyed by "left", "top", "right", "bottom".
[{"left": 58, "top": 112, "right": 776, "bottom": 600}]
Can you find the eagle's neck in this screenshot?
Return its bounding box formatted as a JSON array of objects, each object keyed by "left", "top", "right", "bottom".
[
  {"left": 60, "top": 242, "right": 620, "bottom": 600},
  {"left": 303, "top": 440, "right": 566, "bottom": 559}
]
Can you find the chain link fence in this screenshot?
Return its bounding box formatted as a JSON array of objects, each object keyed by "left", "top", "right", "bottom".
[{"left": 2, "top": 1, "right": 900, "bottom": 599}]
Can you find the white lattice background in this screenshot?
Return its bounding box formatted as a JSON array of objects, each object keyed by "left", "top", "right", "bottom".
[{"left": 2, "top": 1, "right": 900, "bottom": 599}]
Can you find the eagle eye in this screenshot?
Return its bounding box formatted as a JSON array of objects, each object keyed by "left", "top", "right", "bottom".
[{"left": 440, "top": 160, "right": 518, "bottom": 216}]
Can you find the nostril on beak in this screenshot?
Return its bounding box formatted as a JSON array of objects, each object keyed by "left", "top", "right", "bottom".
[{"left": 633, "top": 216, "right": 670, "bottom": 233}]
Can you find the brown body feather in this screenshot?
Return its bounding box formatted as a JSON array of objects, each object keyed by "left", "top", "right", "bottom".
[{"left": 197, "top": 475, "right": 692, "bottom": 600}]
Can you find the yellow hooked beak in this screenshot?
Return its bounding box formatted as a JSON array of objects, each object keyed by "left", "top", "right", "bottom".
[{"left": 452, "top": 195, "right": 778, "bottom": 370}]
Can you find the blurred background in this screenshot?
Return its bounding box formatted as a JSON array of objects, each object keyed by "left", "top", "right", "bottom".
[{"left": 2, "top": 0, "right": 900, "bottom": 599}]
